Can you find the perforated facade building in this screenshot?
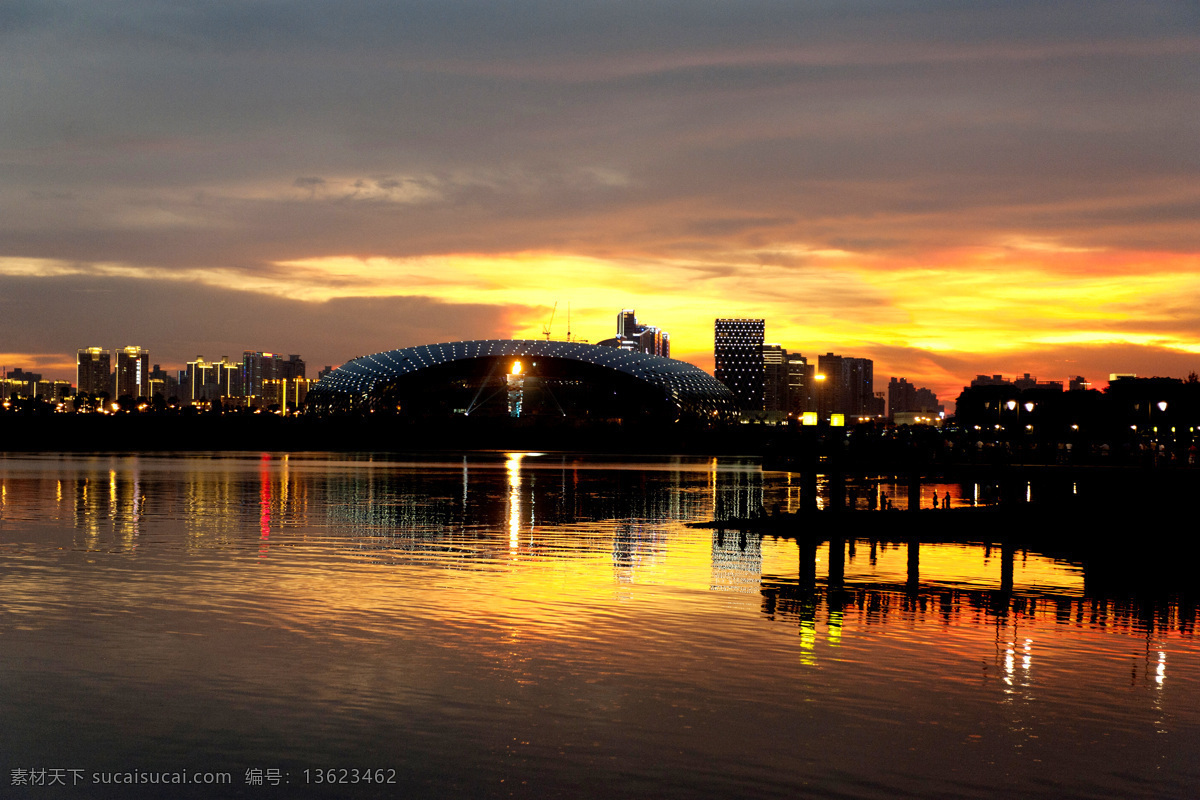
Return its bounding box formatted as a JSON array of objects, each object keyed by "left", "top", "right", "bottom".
[{"left": 714, "top": 319, "right": 765, "bottom": 411}]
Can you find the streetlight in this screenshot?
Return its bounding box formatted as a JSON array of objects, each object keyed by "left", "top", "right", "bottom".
[
  {"left": 1003, "top": 398, "right": 1034, "bottom": 433},
  {"left": 1154, "top": 401, "right": 1169, "bottom": 451}
]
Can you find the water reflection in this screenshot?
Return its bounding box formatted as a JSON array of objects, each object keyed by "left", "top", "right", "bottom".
[
  {"left": 612, "top": 522, "right": 666, "bottom": 584},
  {"left": 506, "top": 452, "right": 522, "bottom": 553},
  {"left": 0, "top": 454, "right": 1195, "bottom": 620},
  {"left": 1, "top": 454, "right": 1196, "bottom": 644},
  {"left": 711, "top": 528, "right": 762, "bottom": 593},
  {"left": 2, "top": 453, "right": 1199, "bottom": 800}
]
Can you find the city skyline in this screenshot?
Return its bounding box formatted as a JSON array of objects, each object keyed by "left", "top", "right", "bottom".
[
  {"left": 0, "top": 326, "right": 1163, "bottom": 419},
  {"left": 3, "top": 330, "right": 1137, "bottom": 408},
  {"left": 2, "top": 3, "right": 1197, "bottom": 405}
]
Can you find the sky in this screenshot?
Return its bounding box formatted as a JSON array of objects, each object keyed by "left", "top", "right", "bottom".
[{"left": 2, "top": 1, "right": 1198, "bottom": 407}]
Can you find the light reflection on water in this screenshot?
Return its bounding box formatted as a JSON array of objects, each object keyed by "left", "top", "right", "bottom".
[{"left": 0, "top": 453, "right": 1197, "bottom": 799}]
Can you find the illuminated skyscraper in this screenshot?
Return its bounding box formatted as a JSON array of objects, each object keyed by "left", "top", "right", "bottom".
[
  {"left": 186, "top": 356, "right": 239, "bottom": 402},
  {"left": 186, "top": 357, "right": 215, "bottom": 402},
  {"left": 599, "top": 310, "right": 670, "bottom": 357},
  {"left": 115, "top": 346, "right": 149, "bottom": 399},
  {"left": 5, "top": 368, "right": 41, "bottom": 399},
  {"left": 35, "top": 380, "right": 72, "bottom": 402},
  {"left": 76, "top": 347, "right": 111, "bottom": 397},
  {"left": 714, "top": 319, "right": 765, "bottom": 411},
  {"left": 242, "top": 352, "right": 305, "bottom": 398},
  {"left": 262, "top": 377, "right": 314, "bottom": 414},
  {"left": 242, "top": 351, "right": 279, "bottom": 398},
  {"left": 618, "top": 309, "right": 637, "bottom": 339}
]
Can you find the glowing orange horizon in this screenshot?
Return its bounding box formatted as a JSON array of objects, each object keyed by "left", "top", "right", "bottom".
[{"left": 5, "top": 241, "right": 1200, "bottom": 408}]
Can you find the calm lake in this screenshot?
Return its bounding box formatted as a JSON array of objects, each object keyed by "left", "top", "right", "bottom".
[{"left": 1, "top": 453, "right": 1196, "bottom": 798}]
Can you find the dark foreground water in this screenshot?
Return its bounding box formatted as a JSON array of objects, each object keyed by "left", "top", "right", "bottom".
[{"left": 1, "top": 453, "right": 1196, "bottom": 799}]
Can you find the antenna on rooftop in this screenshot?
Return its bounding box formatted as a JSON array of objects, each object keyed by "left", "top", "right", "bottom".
[{"left": 542, "top": 301, "right": 558, "bottom": 340}]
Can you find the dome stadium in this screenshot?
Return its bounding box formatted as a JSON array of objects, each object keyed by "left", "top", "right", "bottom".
[{"left": 305, "top": 340, "right": 738, "bottom": 424}]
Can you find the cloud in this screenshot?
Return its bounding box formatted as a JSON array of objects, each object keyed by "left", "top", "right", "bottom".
[
  {"left": 0, "top": 1, "right": 1197, "bottom": 399},
  {"left": 0, "top": 274, "right": 525, "bottom": 378}
]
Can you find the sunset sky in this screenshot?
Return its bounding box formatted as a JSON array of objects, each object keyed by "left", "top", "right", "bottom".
[{"left": 2, "top": 1, "right": 1198, "bottom": 406}]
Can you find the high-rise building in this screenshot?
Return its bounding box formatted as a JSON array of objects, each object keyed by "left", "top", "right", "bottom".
[
  {"left": 816, "top": 353, "right": 880, "bottom": 419},
  {"left": 115, "top": 346, "right": 150, "bottom": 399},
  {"left": 76, "top": 348, "right": 111, "bottom": 397},
  {"left": 618, "top": 309, "right": 637, "bottom": 339},
  {"left": 242, "top": 351, "right": 278, "bottom": 398},
  {"left": 149, "top": 364, "right": 180, "bottom": 400},
  {"left": 815, "top": 353, "right": 844, "bottom": 419},
  {"left": 262, "top": 377, "right": 314, "bottom": 414},
  {"left": 785, "top": 353, "right": 813, "bottom": 415},
  {"left": 887, "top": 377, "right": 943, "bottom": 420},
  {"left": 714, "top": 319, "right": 765, "bottom": 411},
  {"left": 215, "top": 356, "right": 239, "bottom": 397},
  {"left": 186, "top": 356, "right": 239, "bottom": 402},
  {"left": 34, "top": 380, "right": 72, "bottom": 402},
  {"left": 845, "top": 357, "right": 877, "bottom": 418},
  {"left": 762, "top": 344, "right": 789, "bottom": 414},
  {"left": 599, "top": 310, "right": 670, "bottom": 357},
  {"left": 283, "top": 354, "right": 306, "bottom": 381},
  {"left": 186, "top": 357, "right": 215, "bottom": 402},
  {"left": 242, "top": 352, "right": 305, "bottom": 398},
  {"left": 5, "top": 368, "right": 42, "bottom": 399}
]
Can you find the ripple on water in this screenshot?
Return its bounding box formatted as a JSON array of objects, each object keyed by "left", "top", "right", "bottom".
[{"left": 1, "top": 454, "right": 1197, "bottom": 799}]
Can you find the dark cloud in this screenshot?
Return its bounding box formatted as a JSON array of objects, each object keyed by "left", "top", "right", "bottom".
[{"left": 0, "top": 275, "right": 522, "bottom": 377}]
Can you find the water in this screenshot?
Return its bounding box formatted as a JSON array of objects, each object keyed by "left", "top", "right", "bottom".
[{"left": 1, "top": 453, "right": 1196, "bottom": 798}]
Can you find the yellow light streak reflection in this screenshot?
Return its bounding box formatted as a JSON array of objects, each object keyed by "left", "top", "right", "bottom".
[
  {"left": 827, "top": 609, "right": 843, "bottom": 646},
  {"left": 507, "top": 453, "right": 523, "bottom": 555},
  {"left": 799, "top": 619, "right": 816, "bottom": 665}
]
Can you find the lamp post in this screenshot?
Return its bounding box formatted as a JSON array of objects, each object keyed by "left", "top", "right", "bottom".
[
  {"left": 1002, "top": 398, "right": 1016, "bottom": 441},
  {"left": 1002, "top": 398, "right": 1036, "bottom": 435},
  {"left": 1154, "top": 400, "right": 1168, "bottom": 454}
]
